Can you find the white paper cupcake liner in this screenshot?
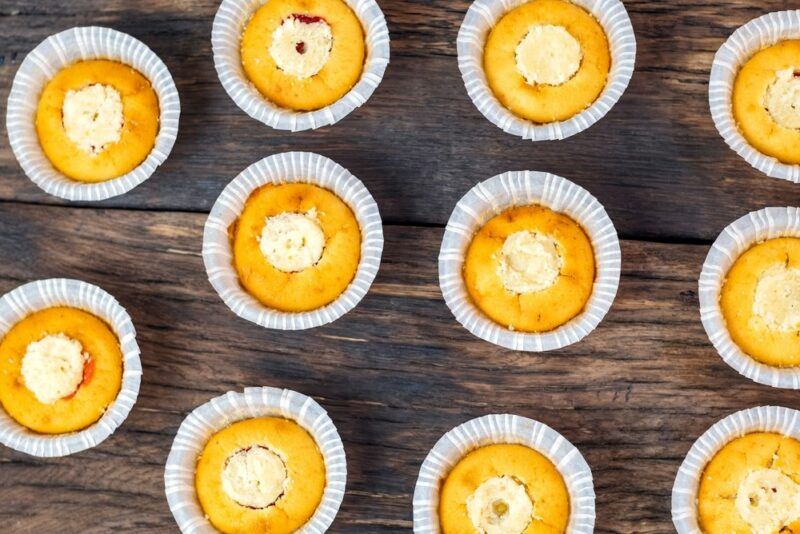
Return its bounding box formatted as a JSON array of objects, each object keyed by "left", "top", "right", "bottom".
[
  {"left": 699, "top": 206, "right": 800, "bottom": 388},
  {"left": 457, "top": 0, "right": 636, "bottom": 141},
  {"left": 164, "top": 387, "right": 346, "bottom": 534},
  {"left": 709, "top": 10, "right": 800, "bottom": 182},
  {"left": 5, "top": 26, "right": 180, "bottom": 201},
  {"left": 212, "top": 0, "right": 390, "bottom": 132},
  {"left": 0, "top": 278, "right": 142, "bottom": 457},
  {"left": 672, "top": 405, "right": 800, "bottom": 533},
  {"left": 203, "top": 151, "right": 383, "bottom": 330},
  {"left": 439, "top": 171, "right": 621, "bottom": 351},
  {"left": 413, "top": 414, "right": 595, "bottom": 533}
]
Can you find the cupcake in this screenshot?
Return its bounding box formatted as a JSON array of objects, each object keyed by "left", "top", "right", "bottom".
[
  {"left": 699, "top": 207, "right": 800, "bottom": 388},
  {"left": 672, "top": 406, "right": 800, "bottom": 533},
  {"left": 203, "top": 152, "right": 383, "bottom": 330},
  {"left": 439, "top": 171, "right": 620, "bottom": 351},
  {"left": 457, "top": 0, "right": 635, "bottom": 140},
  {"left": 0, "top": 279, "right": 141, "bottom": 457},
  {"left": 213, "top": 0, "right": 390, "bottom": 131},
  {"left": 413, "top": 414, "right": 595, "bottom": 533},
  {"left": 6, "top": 27, "right": 180, "bottom": 200},
  {"left": 710, "top": 11, "right": 800, "bottom": 182},
  {"left": 165, "top": 387, "right": 346, "bottom": 534}
]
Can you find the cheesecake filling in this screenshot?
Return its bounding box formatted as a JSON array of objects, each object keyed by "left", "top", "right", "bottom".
[
  {"left": 752, "top": 264, "right": 800, "bottom": 332},
  {"left": 498, "top": 231, "right": 562, "bottom": 294},
  {"left": 269, "top": 14, "right": 333, "bottom": 79},
  {"left": 259, "top": 209, "right": 326, "bottom": 272},
  {"left": 764, "top": 67, "right": 800, "bottom": 129},
  {"left": 466, "top": 476, "right": 534, "bottom": 534},
  {"left": 515, "top": 24, "right": 582, "bottom": 86},
  {"left": 62, "top": 83, "right": 124, "bottom": 155},
  {"left": 735, "top": 468, "right": 800, "bottom": 534},
  {"left": 21, "top": 333, "right": 86, "bottom": 404},
  {"left": 221, "top": 445, "right": 288, "bottom": 509}
]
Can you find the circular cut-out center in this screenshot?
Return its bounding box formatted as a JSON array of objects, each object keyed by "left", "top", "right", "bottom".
[
  {"left": 515, "top": 24, "right": 582, "bottom": 86},
  {"left": 498, "top": 231, "right": 562, "bottom": 294},
  {"left": 466, "top": 476, "right": 534, "bottom": 534},
  {"left": 21, "top": 333, "right": 86, "bottom": 404},
  {"left": 269, "top": 14, "right": 333, "bottom": 79},
  {"left": 221, "top": 445, "right": 288, "bottom": 509},
  {"left": 62, "top": 83, "right": 124, "bottom": 156},
  {"left": 764, "top": 67, "right": 800, "bottom": 129},
  {"left": 752, "top": 264, "right": 800, "bottom": 332},
  {"left": 259, "top": 210, "right": 326, "bottom": 273},
  {"left": 735, "top": 468, "right": 800, "bottom": 533}
]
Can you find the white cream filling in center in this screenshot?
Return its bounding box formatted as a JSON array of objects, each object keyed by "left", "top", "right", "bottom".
[
  {"left": 515, "top": 24, "right": 583, "bottom": 86},
  {"left": 735, "top": 468, "right": 800, "bottom": 534},
  {"left": 259, "top": 209, "right": 326, "bottom": 272},
  {"left": 269, "top": 15, "right": 333, "bottom": 79},
  {"left": 764, "top": 67, "right": 800, "bottom": 129},
  {"left": 221, "top": 445, "right": 288, "bottom": 509},
  {"left": 466, "top": 476, "right": 534, "bottom": 534},
  {"left": 752, "top": 263, "right": 800, "bottom": 332},
  {"left": 20, "top": 333, "right": 86, "bottom": 404},
  {"left": 62, "top": 83, "right": 124, "bottom": 155},
  {"left": 498, "top": 231, "right": 562, "bottom": 294}
]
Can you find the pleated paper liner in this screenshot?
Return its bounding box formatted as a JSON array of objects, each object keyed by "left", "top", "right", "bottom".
[
  {"left": 699, "top": 206, "right": 800, "bottom": 388},
  {"left": 672, "top": 406, "right": 800, "bottom": 533},
  {"left": 413, "top": 414, "right": 595, "bottom": 533},
  {"left": 203, "top": 151, "right": 383, "bottom": 330},
  {"left": 164, "top": 387, "right": 347, "bottom": 534},
  {"left": 457, "top": 0, "right": 636, "bottom": 141},
  {"left": 709, "top": 10, "right": 800, "bottom": 182},
  {"left": 438, "top": 170, "right": 621, "bottom": 351},
  {"left": 212, "top": 0, "right": 390, "bottom": 131},
  {"left": 0, "top": 279, "right": 142, "bottom": 457},
  {"left": 6, "top": 26, "right": 180, "bottom": 201}
]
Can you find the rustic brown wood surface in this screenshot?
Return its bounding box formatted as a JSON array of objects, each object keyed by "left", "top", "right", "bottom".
[{"left": 1, "top": 0, "right": 800, "bottom": 532}]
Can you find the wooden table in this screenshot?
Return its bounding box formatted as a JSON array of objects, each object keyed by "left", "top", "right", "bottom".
[{"left": 1, "top": 1, "right": 799, "bottom": 532}]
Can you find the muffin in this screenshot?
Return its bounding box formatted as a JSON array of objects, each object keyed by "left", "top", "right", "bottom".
[
  {"left": 195, "top": 417, "right": 326, "bottom": 534},
  {"left": 439, "top": 443, "right": 570, "bottom": 533},
  {"left": 240, "top": 0, "right": 366, "bottom": 111},
  {"left": 35, "top": 59, "right": 160, "bottom": 183},
  {"left": 228, "top": 182, "right": 361, "bottom": 313},
  {"left": 733, "top": 40, "right": 800, "bottom": 165},
  {"left": 720, "top": 237, "right": 800, "bottom": 367},
  {"left": 697, "top": 432, "right": 800, "bottom": 533},
  {"left": 0, "top": 306, "right": 123, "bottom": 434},
  {"left": 463, "top": 204, "right": 595, "bottom": 332},
  {"left": 483, "top": 0, "right": 610, "bottom": 123}
]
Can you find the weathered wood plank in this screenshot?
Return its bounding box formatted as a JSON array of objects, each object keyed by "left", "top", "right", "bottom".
[
  {"left": 0, "top": 202, "right": 797, "bottom": 532},
  {"left": 1, "top": 1, "right": 799, "bottom": 241}
]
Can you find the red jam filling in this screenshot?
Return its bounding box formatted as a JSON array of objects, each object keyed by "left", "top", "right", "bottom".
[
  {"left": 292, "top": 13, "right": 324, "bottom": 24},
  {"left": 794, "top": 70, "right": 800, "bottom": 78},
  {"left": 63, "top": 357, "right": 95, "bottom": 400},
  {"left": 296, "top": 41, "right": 306, "bottom": 54}
]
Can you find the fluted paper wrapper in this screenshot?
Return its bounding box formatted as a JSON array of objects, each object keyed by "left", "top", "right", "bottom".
[
  {"left": 212, "top": 0, "right": 390, "bottom": 131},
  {"left": 699, "top": 206, "right": 800, "bottom": 388},
  {"left": 457, "top": 0, "right": 635, "bottom": 141},
  {"left": 709, "top": 10, "right": 800, "bottom": 182},
  {"left": 164, "top": 387, "right": 347, "bottom": 534},
  {"left": 439, "top": 171, "right": 621, "bottom": 351},
  {"left": 672, "top": 405, "right": 800, "bottom": 532},
  {"left": 6, "top": 26, "right": 180, "bottom": 201},
  {"left": 0, "top": 279, "right": 142, "bottom": 457},
  {"left": 413, "top": 414, "right": 595, "bottom": 533},
  {"left": 203, "top": 151, "right": 383, "bottom": 330}
]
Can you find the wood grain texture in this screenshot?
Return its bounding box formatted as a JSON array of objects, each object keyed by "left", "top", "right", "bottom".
[
  {"left": 1, "top": 1, "right": 800, "bottom": 533},
  {"left": 0, "top": 203, "right": 798, "bottom": 533},
  {"left": 1, "top": 0, "right": 800, "bottom": 240}
]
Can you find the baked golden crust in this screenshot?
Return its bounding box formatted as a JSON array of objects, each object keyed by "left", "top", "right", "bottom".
[{"left": 484, "top": 0, "right": 610, "bottom": 123}]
